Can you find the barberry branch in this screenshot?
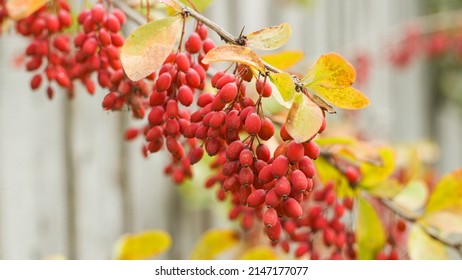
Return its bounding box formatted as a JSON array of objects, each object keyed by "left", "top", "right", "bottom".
[{"left": 320, "top": 150, "right": 462, "bottom": 257}]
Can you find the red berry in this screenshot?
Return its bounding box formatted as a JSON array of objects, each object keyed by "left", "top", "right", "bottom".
[
  {"left": 102, "top": 92, "right": 118, "bottom": 110},
  {"left": 274, "top": 177, "right": 291, "bottom": 197},
  {"left": 91, "top": 4, "right": 105, "bottom": 23},
  {"left": 280, "top": 124, "right": 293, "bottom": 141},
  {"left": 185, "top": 69, "right": 201, "bottom": 88},
  {"left": 30, "top": 74, "right": 42, "bottom": 90},
  {"left": 219, "top": 83, "right": 238, "bottom": 103},
  {"left": 258, "top": 117, "right": 274, "bottom": 140},
  {"left": 148, "top": 106, "right": 164, "bottom": 125},
  {"left": 295, "top": 243, "right": 310, "bottom": 258},
  {"left": 264, "top": 220, "right": 281, "bottom": 241},
  {"left": 176, "top": 53, "right": 190, "bottom": 72},
  {"left": 247, "top": 189, "right": 266, "bottom": 208},
  {"left": 104, "top": 14, "right": 121, "bottom": 32},
  {"left": 112, "top": 9, "right": 126, "bottom": 24},
  {"left": 82, "top": 38, "right": 98, "bottom": 55},
  {"left": 286, "top": 141, "right": 305, "bottom": 164},
  {"left": 256, "top": 144, "right": 270, "bottom": 162},
  {"left": 205, "top": 138, "right": 222, "bottom": 156},
  {"left": 258, "top": 165, "right": 274, "bottom": 184},
  {"left": 263, "top": 208, "right": 278, "bottom": 228},
  {"left": 239, "top": 167, "right": 254, "bottom": 186},
  {"left": 165, "top": 99, "right": 179, "bottom": 118},
  {"left": 178, "top": 85, "right": 194, "bottom": 106},
  {"left": 226, "top": 140, "right": 245, "bottom": 160},
  {"left": 283, "top": 198, "right": 302, "bottom": 219},
  {"left": 146, "top": 126, "right": 163, "bottom": 142},
  {"left": 185, "top": 32, "right": 202, "bottom": 53},
  {"left": 303, "top": 141, "right": 320, "bottom": 160},
  {"left": 239, "top": 149, "right": 253, "bottom": 167},
  {"left": 124, "top": 128, "right": 139, "bottom": 140},
  {"left": 271, "top": 156, "right": 289, "bottom": 178},
  {"left": 298, "top": 156, "right": 315, "bottom": 178},
  {"left": 265, "top": 188, "right": 282, "bottom": 208},
  {"left": 156, "top": 73, "right": 172, "bottom": 92},
  {"left": 189, "top": 147, "right": 204, "bottom": 165},
  {"left": 345, "top": 166, "right": 361, "bottom": 185},
  {"left": 216, "top": 73, "right": 236, "bottom": 89},
  {"left": 290, "top": 170, "right": 308, "bottom": 192},
  {"left": 323, "top": 228, "right": 336, "bottom": 246},
  {"left": 244, "top": 113, "right": 261, "bottom": 135},
  {"left": 202, "top": 38, "right": 215, "bottom": 54},
  {"left": 256, "top": 80, "right": 272, "bottom": 97}
]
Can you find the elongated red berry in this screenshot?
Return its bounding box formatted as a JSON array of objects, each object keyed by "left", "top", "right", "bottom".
[
  {"left": 274, "top": 177, "right": 291, "bottom": 197},
  {"left": 258, "top": 165, "right": 274, "bottom": 184},
  {"left": 263, "top": 208, "right": 278, "bottom": 228},
  {"left": 244, "top": 113, "right": 261, "bottom": 135},
  {"left": 223, "top": 174, "right": 240, "bottom": 192},
  {"left": 264, "top": 220, "right": 281, "bottom": 241},
  {"left": 239, "top": 167, "right": 254, "bottom": 186},
  {"left": 258, "top": 117, "right": 274, "bottom": 140},
  {"left": 156, "top": 73, "right": 172, "bottom": 92},
  {"left": 219, "top": 83, "right": 238, "bottom": 103},
  {"left": 290, "top": 170, "right": 308, "bottom": 192},
  {"left": 303, "top": 141, "right": 320, "bottom": 160},
  {"left": 298, "top": 156, "right": 315, "bottom": 178},
  {"left": 265, "top": 188, "right": 282, "bottom": 208},
  {"left": 178, "top": 85, "right": 194, "bottom": 106},
  {"left": 185, "top": 32, "right": 202, "bottom": 53},
  {"left": 239, "top": 149, "right": 253, "bottom": 167},
  {"left": 286, "top": 141, "right": 305, "bottom": 164},
  {"left": 271, "top": 156, "right": 289, "bottom": 178},
  {"left": 283, "top": 198, "right": 302, "bottom": 219},
  {"left": 247, "top": 189, "right": 266, "bottom": 208}
]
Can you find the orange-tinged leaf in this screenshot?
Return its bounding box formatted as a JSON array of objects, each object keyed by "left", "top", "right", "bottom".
[
  {"left": 190, "top": 229, "right": 239, "bottom": 260},
  {"left": 121, "top": 15, "right": 182, "bottom": 81},
  {"left": 304, "top": 53, "right": 356, "bottom": 88},
  {"left": 246, "top": 23, "right": 292, "bottom": 51},
  {"left": 309, "top": 86, "right": 369, "bottom": 109},
  {"left": 114, "top": 230, "right": 172, "bottom": 260},
  {"left": 268, "top": 72, "right": 296, "bottom": 108},
  {"left": 408, "top": 225, "right": 448, "bottom": 260},
  {"left": 202, "top": 45, "right": 266, "bottom": 73},
  {"left": 262, "top": 50, "right": 304, "bottom": 70},
  {"left": 356, "top": 196, "right": 386, "bottom": 259},
  {"left": 425, "top": 168, "right": 462, "bottom": 214},
  {"left": 240, "top": 246, "right": 277, "bottom": 260},
  {"left": 284, "top": 92, "right": 323, "bottom": 143},
  {"left": 304, "top": 53, "right": 369, "bottom": 109},
  {"left": 6, "top": 0, "right": 50, "bottom": 20}
]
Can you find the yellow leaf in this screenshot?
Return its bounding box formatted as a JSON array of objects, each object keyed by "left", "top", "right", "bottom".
[
  {"left": 360, "top": 147, "right": 395, "bottom": 187},
  {"left": 408, "top": 225, "right": 448, "bottom": 260},
  {"left": 364, "top": 179, "right": 403, "bottom": 198},
  {"left": 246, "top": 23, "right": 292, "bottom": 51},
  {"left": 190, "top": 229, "right": 239, "bottom": 260},
  {"left": 202, "top": 45, "right": 265, "bottom": 73},
  {"left": 314, "top": 157, "right": 354, "bottom": 198},
  {"left": 179, "top": 0, "right": 213, "bottom": 11},
  {"left": 240, "top": 246, "right": 277, "bottom": 260},
  {"left": 304, "top": 53, "right": 370, "bottom": 109},
  {"left": 315, "top": 137, "right": 356, "bottom": 146},
  {"left": 284, "top": 92, "right": 324, "bottom": 143},
  {"left": 356, "top": 196, "right": 386, "bottom": 259},
  {"left": 425, "top": 168, "right": 462, "bottom": 214},
  {"left": 114, "top": 230, "right": 172, "bottom": 260},
  {"left": 156, "top": 0, "right": 182, "bottom": 11},
  {"left": 6, "top": 0, "right": 50, "bottom": 20},
  {"left": 121, "top": 16, "right": 182, "bottom": 81},
  {"left": 392, "top": 180, "right": 428, "bottom": 212},
  {"left": 268, "top": 72, "right": 296, "bottom": 108},
  {"left": 420, "top": 211, "right": 462, "bottom": 242},
  {"left": 262, "top": 50, "right": 304, "bottom": 70}
]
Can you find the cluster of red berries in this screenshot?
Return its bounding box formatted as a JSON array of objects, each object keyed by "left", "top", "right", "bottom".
[{"left": 16, "top": 0, "right": 73, "bottom": 99}]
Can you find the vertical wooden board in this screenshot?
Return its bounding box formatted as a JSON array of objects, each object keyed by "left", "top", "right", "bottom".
[
  {"left": 70, "top": 88, "right": 125, "bottom": 259},
  {"left": 0, "top": 35, "right": 68, "bottom": 259}
]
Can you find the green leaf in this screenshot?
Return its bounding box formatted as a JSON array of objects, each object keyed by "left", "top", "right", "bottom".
[
  {"left": 121, "top": 16, "right": 182, "bottom": 81},
  {"left": 315, "top": 137, "right": 356, "bottom": 146},
  {"left": 360, "top": 147, "right": 395, "bottom": 187},
  {"left": 262, "top": 50, "right": 304, "bottom": 70},
  {"left": 179, "top": 0, "right": 213, "bottom": 12},
  {"left": 202, "top": 45, "right": 266, "bottom": 73},
  {"left": 392, "top": 180, "right": 428, "bottom": 212},
  {"left": 190, "top": 229, "right": 239, "bottom": 260},
  {"left": 303, "top": 53, "right": 369, "bottom": 109},
  {"left": 114, "top": 230, "right": 172, "bottom": 260},
  {"left": 284, "top": 92, "right": 324, "bottom": 143},
  {"left": 356, "top": 196, "right": 386, "bottom": 259},
  {"left": 246, "top": 23, "right": 292, "bottom": 51},
  {"left": 425, "top": 168, "right": 462, "bottom": 214},
  {"left": 408, "top": 225, "right": 448, "bottom": 260},
  {"left": 268, "top": 72, "right": 296, "bottom": 108},
  {"left": 6, "top": 0, "right": 51, "bottom": 20}
]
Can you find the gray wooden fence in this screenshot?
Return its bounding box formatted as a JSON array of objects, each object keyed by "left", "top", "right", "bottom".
[{"left": 0, "top": 0, "right": 459, "bottom": 259}]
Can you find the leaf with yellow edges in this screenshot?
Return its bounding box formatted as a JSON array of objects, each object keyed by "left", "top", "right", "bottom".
[
  {"left": 262, "top": 50, "right": 304, "bottom": 70},
  {"left": 424, "top": 168, "right": 462, "bottom": 214},
  {"left": 202, "top": 45, "right": 266, "bottom": 73},
  {"left": 269, "top": 72, "right": 296, "bottom": 108},
  {"left": 114, "top": 230, "right": 172, "bottom": 260},
  {"left": 356, "top": 196, "right": 386, "bottom": 259},
  {"left": 121, "top": 15, "right": 182, "bottom": 81},
  {"left": 303, "top": 53, "right": 369, "bottom": 109},
  {"left": 359, "top": 147, "right": 395, "bottom": 187},
  {"left": 240, "top": 246, "right": 277, "bottom": 260},
  {"left": 246, "top": 23, "right": 292, "bottom": 51},
  {"left": 284, "top": 92, "right": 324, "bottom": 143},
  {"left": 408, "top": 225, "right": 448, "bottom": 260},
  {"left": 6, "top": 0, "right": 51, "bottom": 20},
  {"left": 190, "top": 229, "right": 239, "bottom": 260}
]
